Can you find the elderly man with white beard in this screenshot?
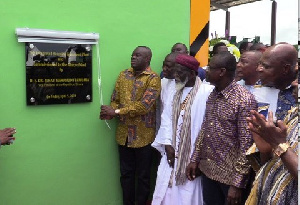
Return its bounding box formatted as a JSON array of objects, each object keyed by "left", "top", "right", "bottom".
[{"left": 152, "top": 54, "right": 214, "bottom": 205}]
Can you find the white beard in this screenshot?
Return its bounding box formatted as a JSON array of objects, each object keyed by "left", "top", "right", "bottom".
[{"left": 175, "top": 77, "right": 188, "bottom": 92}]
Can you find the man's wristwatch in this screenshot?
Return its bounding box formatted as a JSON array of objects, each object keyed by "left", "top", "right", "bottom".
[
  {"left": 273, "top": 142, "right": 290, "bottom": 157},
  {"left": 115, "top": 109, "right": 120, "bottom": 114}
]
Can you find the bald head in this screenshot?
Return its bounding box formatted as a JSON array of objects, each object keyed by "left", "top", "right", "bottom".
[
  {"left": 257, "top": 43, "right": 297, "bottom": 89},
  {"left": 268, "top": 43, "right": 297, "bottom": 67}
]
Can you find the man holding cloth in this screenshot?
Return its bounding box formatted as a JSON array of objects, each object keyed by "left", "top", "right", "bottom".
[{"left": 100, "top": 46, "right": 161, "bottom": 205}]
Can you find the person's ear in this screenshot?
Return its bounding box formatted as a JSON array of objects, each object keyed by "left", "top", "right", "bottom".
[
  {"left": 282, "top": 63, "right": 293, "bottom": 75},
  {"left": 219, "top": 67, "right": 226, "bottom": 77},
  {"left": 144, "top": 55, "right": 151, "bottom": 64},
  {"left": 146, "top": 56, "right": 151, "bottom": 64}
]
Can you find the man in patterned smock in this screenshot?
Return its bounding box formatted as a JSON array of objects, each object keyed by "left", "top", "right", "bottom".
[
  {"left": 186, "top": 52, "right": 257, "bottom": 205},
  {"left": 100, "top": 46, "right": 161, "bottom": 205},
  {"left": 245, "top": 43, "right": 298, "bottom": 205},
  {"left": 246, "top": 43, "right": 298, "bottom": 173}
]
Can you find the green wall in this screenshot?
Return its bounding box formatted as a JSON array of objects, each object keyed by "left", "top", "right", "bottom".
[{"left": 0, "top": 0, "right": 190, "bottom": 204}]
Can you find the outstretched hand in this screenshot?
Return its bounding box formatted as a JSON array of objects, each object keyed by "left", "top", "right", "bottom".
[
  {"left": 0, "top": 128, "right": 16, "bottom": 145},
  {"left": 246, "top": 110, "right": 287, "bottom": 148}
]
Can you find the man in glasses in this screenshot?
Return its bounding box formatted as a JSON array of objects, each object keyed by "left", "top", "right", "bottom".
[{"left": 186, "top": 52, "right": 257, "bottom": 205}]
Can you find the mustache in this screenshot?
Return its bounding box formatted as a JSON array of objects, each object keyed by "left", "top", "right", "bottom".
[{"left": 175, "top": 77, "right": 188, "bottom": 91}]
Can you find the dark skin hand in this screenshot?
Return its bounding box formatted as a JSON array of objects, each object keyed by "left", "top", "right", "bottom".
[
  {"left": 185, "top": 162, "right": 198, "bottom": 181},
  {"left": 247, "top": 110, "right": 287, "bottom": 147},
  {"left": 165, "top": 145, "right": 175, "bottom": 168},
  {"left": 251, "top": 132, "right": 273, "bottom": 164},
  {"left": 247, "top": 110, "right": 298, "bottom": 178},
  {"left": 99, "top": 105, "right": 116, "bottom": 120},
  {"left": 187, "top": 163, "right": 242, "bottom": 204},
  {"left": 0, "top": 128, "right": 16, "bottom": 145},
  {"left": 227, "top": 186, "right": 242, "bottom": 205},
  {"left": 246, "top": 112, "right": 274, "bottom": 163}
]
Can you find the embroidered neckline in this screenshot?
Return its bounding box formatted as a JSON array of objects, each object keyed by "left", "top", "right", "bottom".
[{"left": 180, "top": 89, "right": 193, "bottom": 110}]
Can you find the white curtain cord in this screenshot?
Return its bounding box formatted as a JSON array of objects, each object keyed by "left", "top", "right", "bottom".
[{"left": 96, "top": 43, "right": 111, "bottom": 129}]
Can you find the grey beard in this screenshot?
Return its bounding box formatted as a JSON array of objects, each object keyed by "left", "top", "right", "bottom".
[{"left": 175, "top": 77, "right": 188, "bottom": 92}]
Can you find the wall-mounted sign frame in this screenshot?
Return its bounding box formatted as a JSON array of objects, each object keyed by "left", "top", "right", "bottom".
[{"left": 16, "top": 28, "right": 100, "bottom": 105}]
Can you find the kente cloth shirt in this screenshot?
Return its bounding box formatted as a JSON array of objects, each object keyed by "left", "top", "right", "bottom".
[
  {"left": 246, "top": 85, "right": 296, "bottom": 176},
  {"left": 191, "top": 80, "right": 257, "bottom": 188},
  {"left": 245, "top": 106, "right": 298, "bottom": 205},
  {"left": 110, "top": 67, "right": 161, "bottom": 148},
  {"left": 275, "top": 86, "right": 295, "bottom": 120}
]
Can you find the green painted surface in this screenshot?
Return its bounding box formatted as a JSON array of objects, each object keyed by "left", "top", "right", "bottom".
[{"left": 0, "top": 0, "right": 189, "bottom": 204}]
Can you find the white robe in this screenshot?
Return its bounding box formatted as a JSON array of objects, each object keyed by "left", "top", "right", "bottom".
[
  {"left": 160, "top": 78, "right": 175, "bottom": 109},
  {"left": 153, "top": 78, "right": 176, "bottom": 153},
  {"left": 152, "top": 81, "right": 214, "bottom": 205},
  {"left": 156, "top": 78, "right": 175, "bottom": 135}
]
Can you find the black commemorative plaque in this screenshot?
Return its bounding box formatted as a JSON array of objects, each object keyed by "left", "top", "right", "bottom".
[{"left": 25, "top": 43, "right": 92, "bottom": 105}]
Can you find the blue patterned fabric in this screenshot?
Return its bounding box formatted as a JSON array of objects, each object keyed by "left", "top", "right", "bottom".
[{"left": 275, "top": 86, "right": 295, "bottom": 120}]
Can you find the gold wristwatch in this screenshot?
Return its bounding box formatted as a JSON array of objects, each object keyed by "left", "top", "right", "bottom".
[{"left": 273, "top": 142, "right": 290, "bottom": 157}]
